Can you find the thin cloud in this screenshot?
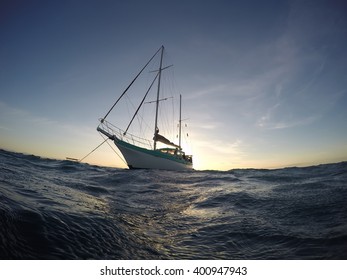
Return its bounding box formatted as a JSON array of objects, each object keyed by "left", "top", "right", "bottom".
[
  {"left": 258, "top": 114, "right": 320, "bottom": 130},
  {"left": 0, "top": 101, "right": 94, "bottom": 138},
  {"left": 0, "top": 125, "right": 11, "bottom": 131},
  {"left": 186, "top": 84, "right": 228, "bottom": 100}
]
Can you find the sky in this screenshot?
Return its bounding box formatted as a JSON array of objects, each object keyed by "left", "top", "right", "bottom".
[{"left": 1, "top": 0, "right": 347, "bottom": 170}]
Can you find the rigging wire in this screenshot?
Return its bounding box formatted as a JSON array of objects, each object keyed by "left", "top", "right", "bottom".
[
  {"left": 102, "top": 46, "right": 163, "bottom": 121},
  {"left": 99, "top": 133, "right": 127, "bottom": 166},
  {"left": 78, "top": 137, "right": 109, "bottom": 162},
  {"left": 77, "top": 133, "right": 127, "bottom": 166},
  {"left": 124, "top": 71, "right": 159, "bottom": 135}
]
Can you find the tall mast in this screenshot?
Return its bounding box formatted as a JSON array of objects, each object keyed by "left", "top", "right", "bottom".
[
  {"left": 179, "top": 94, "right": 182, "bottom": 149},
  {"left": 153, "top": 45, "right": 164, "bottom": 150}
]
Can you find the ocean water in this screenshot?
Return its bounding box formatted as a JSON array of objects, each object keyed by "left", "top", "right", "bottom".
[{"left": 0, "top": 149, "right": 346, "bottom": 260}]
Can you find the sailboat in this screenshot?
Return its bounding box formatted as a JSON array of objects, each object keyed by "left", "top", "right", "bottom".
[{"left": 97, "top": 46, "right": 193, "bottom": 170}]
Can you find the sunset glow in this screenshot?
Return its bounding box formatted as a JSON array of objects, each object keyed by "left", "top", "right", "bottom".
[{"left": 1, "top": 1, "right": 347, "bottom": 170}]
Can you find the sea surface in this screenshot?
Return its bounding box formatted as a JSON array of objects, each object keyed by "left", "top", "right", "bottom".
[{"left": 1, "top": 149, "right": 347, "bottom": 259}]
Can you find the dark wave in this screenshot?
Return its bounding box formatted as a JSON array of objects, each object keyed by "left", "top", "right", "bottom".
[{"left": 0, "top": 149, "right": 346, "bottom": 259}]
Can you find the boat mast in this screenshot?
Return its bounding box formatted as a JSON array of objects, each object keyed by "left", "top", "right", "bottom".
[
  {"left": 153, "top": 45, "right": 164, "bottom": 150},
  {"left": 179, "top": 94, "right": 182, "bottom": 149}
]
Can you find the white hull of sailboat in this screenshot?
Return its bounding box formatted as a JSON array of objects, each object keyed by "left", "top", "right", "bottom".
[{"left": 114, "top": 139, "right": 193, "bottom": 171}]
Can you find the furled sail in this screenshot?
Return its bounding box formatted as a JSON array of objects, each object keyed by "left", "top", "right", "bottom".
[{"left": 153, "top": 132, "right": 180, "bottom": 149}]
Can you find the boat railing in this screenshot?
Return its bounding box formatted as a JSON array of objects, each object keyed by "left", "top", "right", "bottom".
[{"left": 98, "top": 119, "right": 153, "bottom": 150}]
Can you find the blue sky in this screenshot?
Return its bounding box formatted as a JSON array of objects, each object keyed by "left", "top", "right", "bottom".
[{"left": 1, "top": 0, "right": 347, "bottom": 170}]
